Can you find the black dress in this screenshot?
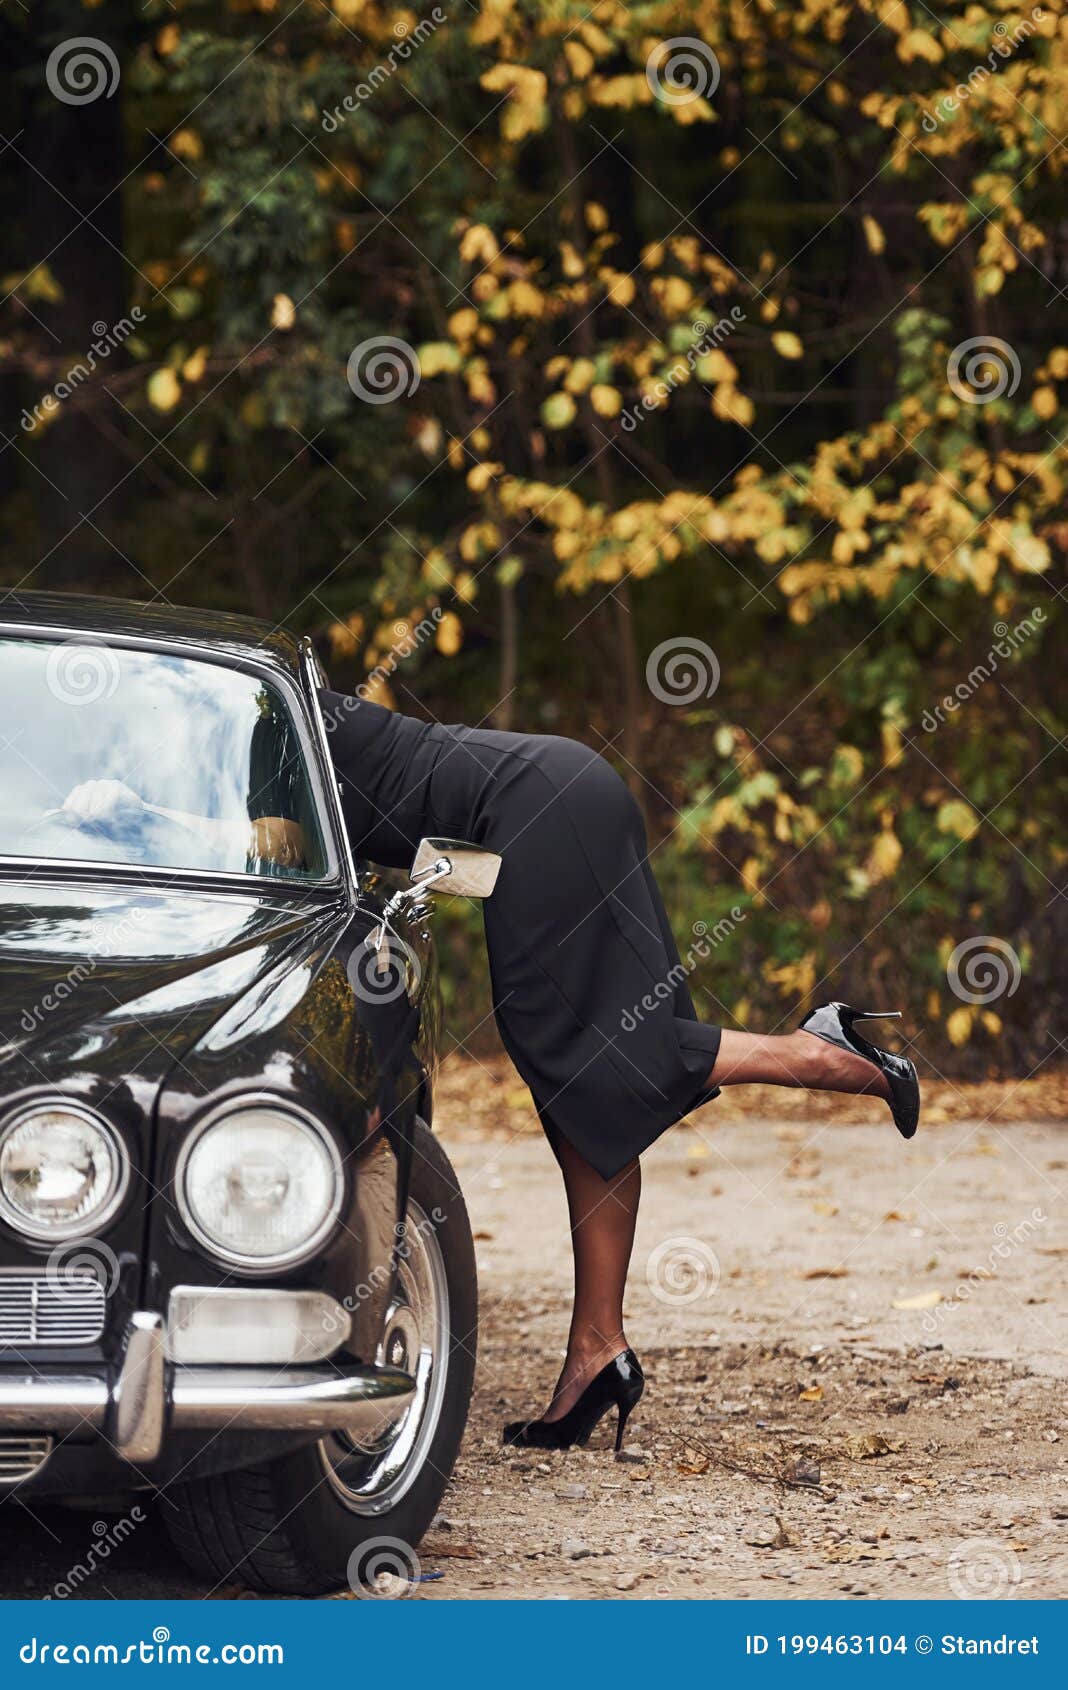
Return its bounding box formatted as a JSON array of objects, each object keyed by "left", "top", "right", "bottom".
[{"left": 321, "top": 691, "right": 722, "bottom": 1180}]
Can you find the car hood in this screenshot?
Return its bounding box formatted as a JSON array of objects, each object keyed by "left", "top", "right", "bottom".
[{"left": 0, "top": 875, "right": 349, "bottom": 1085}]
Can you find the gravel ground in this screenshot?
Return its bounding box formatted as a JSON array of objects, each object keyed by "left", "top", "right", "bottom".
[{"left": 3, "top": 1064, "right": 1065, "bottom": 1601}]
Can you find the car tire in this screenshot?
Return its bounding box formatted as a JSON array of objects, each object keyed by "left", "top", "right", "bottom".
[{"left": 162, "top": 1122, "right": 476, "bottom": 1595}]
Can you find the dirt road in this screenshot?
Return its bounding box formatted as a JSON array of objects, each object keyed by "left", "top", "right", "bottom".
[
  {"left": 3, "top": 1063, "right": 1065, "bottom": 1600},
  {"left": 419, "top": 1063, "right": 1068, "bottom": 1600}
]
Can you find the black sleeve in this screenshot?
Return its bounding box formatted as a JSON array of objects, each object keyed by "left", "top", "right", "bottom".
[{"left": 247, "top": 710, "right": 301, "bottom": 823}]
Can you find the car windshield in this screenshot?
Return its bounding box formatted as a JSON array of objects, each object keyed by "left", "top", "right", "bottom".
[{"left": 0, "top": 636, "right": 330, "bottom": 880}]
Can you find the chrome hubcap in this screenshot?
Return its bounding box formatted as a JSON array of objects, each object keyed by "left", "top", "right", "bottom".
[{"left": 318, "top": 1199, "right": 449, "bottom": 1513}]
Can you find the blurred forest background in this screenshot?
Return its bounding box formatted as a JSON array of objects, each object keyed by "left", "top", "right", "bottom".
[{"left": 1, "top": 1, "right": 1063, "bottom": 1079}]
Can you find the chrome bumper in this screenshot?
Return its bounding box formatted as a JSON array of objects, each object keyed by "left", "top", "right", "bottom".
[{"left": 0, "top": 1312, "right": 415, "bottom": 1466}]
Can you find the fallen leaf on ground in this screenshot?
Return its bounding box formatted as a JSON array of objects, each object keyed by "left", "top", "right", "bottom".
[
  {"left": 892, "top": 1290, "right": 943, "bottom": 1310},
  {"left": 676, "top": 1449, "right": 710, "bottom": 1475},
  {"left": 812, "top": 1200, "right": 839, "bottom": 1216},
  {"left": 798, "top": 1385, "right": 824, "bottom": 1402},
  {"left": 838, "top": 1433, "right": 903, "bottom": 1460},
  {"left": 802, "top": 1266, "right": 849, "bottom": 1279}
]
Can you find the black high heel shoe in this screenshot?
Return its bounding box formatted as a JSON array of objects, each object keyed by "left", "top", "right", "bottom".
[
  {"left": 503, "top": 1349, "right": 644, "bottom": 1452},
  {"left": 798, "top": 1002, "right": 920, "bottom": 1139}
]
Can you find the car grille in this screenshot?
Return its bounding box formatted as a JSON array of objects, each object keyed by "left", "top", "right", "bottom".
[
  {"left": 0, "top": 1272, "right": 107, "bottom": 1346},
  {"left": 0, "top": 1434, "right": 53, "bottom": 1483}
]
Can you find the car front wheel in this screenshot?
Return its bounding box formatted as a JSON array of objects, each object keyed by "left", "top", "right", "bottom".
[{"left": 163, "top": 1122, "right": 476, "bottom": 1595}]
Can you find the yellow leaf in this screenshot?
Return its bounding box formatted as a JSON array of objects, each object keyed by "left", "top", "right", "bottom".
[
  {"left": 799, "top": 1384, "right": 824, "bottom": 1401},
  {"left": 181, "top": 346, "right": 208, "bottom": 383},
  {"left": 435, "top": 611, "right": 463, "bottom": 656},
  {"left": 868, "top": 827, "right": 902, "bottom": 880},
  {"left": 898, "top": 28, "right": 943, "bottom": 63},
  {"left": 862, "top": 215, "right": 885, "bottom": 255},
  {"left": 892, "top": 1290, "right": 943, "bottom": 1310},
  {"left": 946, "top": 1006, "right": 973, "bottom": 1047},
  {"left": 772, "top": 331, "right": 803, "bottom": 359},
  {"left": 590, "top": 384, "right": 621, "bottom": 417},
  {"left": 1032, "top": 386, "right": 1058, "bottom": 420},
  {"left": 541, "top": 392, "right": 576, "bottom": 430},
  {"left": 459, "top": 224, "right": 500, "bottom": 267},
  {"left": 271, "top": 293, "right": 295, "bottom": 331},
  {"left": 147, "top": 368, "right": 181, "bottom": 413},
  {"left": 448, "top": 307, "right": 479, "bottom": 342}
]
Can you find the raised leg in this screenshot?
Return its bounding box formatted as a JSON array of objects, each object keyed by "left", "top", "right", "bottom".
[{"left": 709, "top": 1027, "right": 891, "bottom": 1099}]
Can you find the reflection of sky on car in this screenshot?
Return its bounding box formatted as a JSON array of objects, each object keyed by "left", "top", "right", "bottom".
[
  {"left": 0, "top": 885, "right": 277, "bottom": 961},
  {"left": 0, "top": 639, "right": 304, "bottom": 876}
]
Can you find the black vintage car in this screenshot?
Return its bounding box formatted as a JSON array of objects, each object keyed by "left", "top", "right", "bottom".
[{"left": 0, "top": 591, "right": 489, "bottom": 1594}]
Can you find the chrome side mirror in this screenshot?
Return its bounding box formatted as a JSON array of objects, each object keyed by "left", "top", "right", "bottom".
[{"left": 409, "top": 837, "right": 502, "bottom": 900}]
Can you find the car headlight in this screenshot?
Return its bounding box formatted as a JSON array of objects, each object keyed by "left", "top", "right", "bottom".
[
  {"left": 0, "top": 1103, "right": 128, "bottom": 1241},
  {"left": 175, "top": 1099, "right": 343, "bottom": 1271}
]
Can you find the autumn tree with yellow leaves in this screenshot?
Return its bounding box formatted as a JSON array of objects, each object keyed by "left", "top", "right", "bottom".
[{"left": 1, "top": 0, "right": 1062, "bottom": 1073}]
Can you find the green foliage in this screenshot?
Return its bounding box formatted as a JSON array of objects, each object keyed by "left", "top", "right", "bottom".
[{"left": 1, "top": 0, "right": 1064, "bottom": 1075}]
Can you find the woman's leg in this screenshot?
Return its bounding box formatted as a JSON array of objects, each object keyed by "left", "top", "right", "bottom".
[
  {"left": 541, "top": 1126, "right": 640, "bottom": 1421},
  {"left": 538, "top": 1026, "right": 890, "bottom": 1420},
  {"left": 708, "top": 1027, "right": 892, "bottom": 1098}
]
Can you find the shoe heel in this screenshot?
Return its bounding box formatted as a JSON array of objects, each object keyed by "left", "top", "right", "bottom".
[{"left": 614, "top": 1404, "right": 632, "bottom": 1453}]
